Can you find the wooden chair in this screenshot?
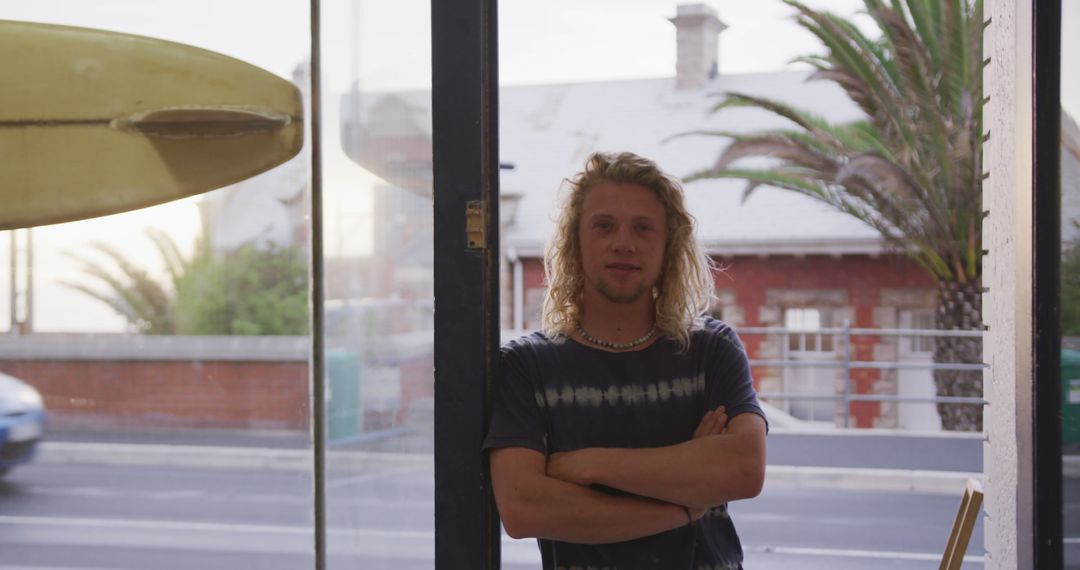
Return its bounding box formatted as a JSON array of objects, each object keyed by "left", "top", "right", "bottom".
[{"left": 940, "top": 478, "right": 984, "bottom": 570}]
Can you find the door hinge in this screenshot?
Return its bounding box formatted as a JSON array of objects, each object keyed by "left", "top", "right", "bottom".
[{"left": 466, "top": 200, "right": 485, "bottom": 249}]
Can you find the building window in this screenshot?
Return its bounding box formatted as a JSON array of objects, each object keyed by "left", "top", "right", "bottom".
[
  {"left": 902, "top": 309, "right": 936, "bottom": 354},
  {"left": 782, "top": 307, "right": 838, "bottom": 423},
  {"left": 784, "top": 307, "right": 835, "bottom": 353}
]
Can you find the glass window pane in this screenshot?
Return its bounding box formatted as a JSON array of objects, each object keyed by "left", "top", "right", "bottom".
[
  {"left": 320, "top": 1, "right": 433, "bottom": 568},
  {"left": 0, "top": 3, "right": 313, "bottom": 568},
  {"left": 1061, "top": 1, "right": 1079, "bottom": 564}
]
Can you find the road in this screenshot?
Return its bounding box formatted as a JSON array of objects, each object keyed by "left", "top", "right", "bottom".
[{"left": 0, "top": 458, "right": 986, "bottom": 570}]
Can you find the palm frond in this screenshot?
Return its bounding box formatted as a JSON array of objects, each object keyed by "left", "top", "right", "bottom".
[
  {"left": 786, "top": 0, "right": 919, "bottom": 152},
  {"left": 711, "top": 135, "right": 840, "bottom": 174},
  {"left": 904, "top": 0, "right": 941, "bottom": 67},
  {"left": 686, "top": 167, "right": 860, "bottom": 218},
  {"left": 62, "top": 240, "right": 176, "bottom": 334},
  {"left": 59, "top": 280, "right": 138, "bottom": 323},
  {"left": 789, "top": 55, "right": 831, "bottom": 70},
  {"left": 834, "top": 153, "right": 920, "bottom": 201},
  {"left": 806, "top": 68, "right": 876, "bottom": 116},
  {"left": 88, "top": 242, "right": 171, "bottom": 317},
  {"left": 865, "top": 5, "right": 953, "bottom": 194},
  {"left": 842, "top": 121, "right": 899, "bottom": 160},
  {"left": 710, "top": 93, "right": 848, "bottom": 151},
  {"left": 663, "top": 129, "right": 751, "bottom": 144},
  {"left": 832, "top": 15, "right": 900, "bottom": 87},
  {"left": 146, "top": 227, "right": 185, "bottom": 284},
  {"left": 869, "top": 6, "right": 935, "bottom": 107},
  {"left": 938, "top": 0, "right": 967, "bottom": 114}
]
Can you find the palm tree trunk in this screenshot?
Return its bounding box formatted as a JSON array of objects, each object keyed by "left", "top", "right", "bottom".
[{"left": 933, "top": 279, "right": 984, "bottom": 431}]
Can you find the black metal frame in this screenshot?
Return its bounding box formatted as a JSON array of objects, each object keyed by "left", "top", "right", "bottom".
[
  {"left": 308, "top": 1, "right": 327, "bottom": 569},
  {"left": 431, "top": 0, "right": 502, "bottom": 567},
  {"left": 1032, "top": 0, "right": 1064, "bottom": 566}
]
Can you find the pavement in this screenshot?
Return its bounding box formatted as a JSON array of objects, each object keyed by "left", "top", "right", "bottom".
[
  {"left": 33, "top": 424, "right": 1057, "bottom": 495},
  {"left": 34, "top": 441, "right": 985, "bottom": 495}
]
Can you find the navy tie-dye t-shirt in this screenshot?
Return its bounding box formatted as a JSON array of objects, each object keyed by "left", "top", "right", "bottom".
[{"left": 483, "top": 317, "right": 766, "bottom": 570}]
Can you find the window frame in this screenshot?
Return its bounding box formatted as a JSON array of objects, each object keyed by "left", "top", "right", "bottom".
[
  {"left": 1032, "top": 0, "right": 1064, "bottom": 565},
  {"left": 430, "top": 0, "right": 502, "bottom": 567}
]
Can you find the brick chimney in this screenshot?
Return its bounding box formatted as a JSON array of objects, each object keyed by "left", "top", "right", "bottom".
[{"left": 668, "top": 4, "right": 726, "bottom": 90}]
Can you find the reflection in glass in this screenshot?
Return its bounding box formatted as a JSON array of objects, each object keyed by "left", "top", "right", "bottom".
[
  {"left": 0, "top": 3, "right": 313, "bottom": 569},
  {"left": 321, "top": 0, "right": 434, "bottom": 567},
  {"left": 1061, "top": 2, "right": 1080, "bottom": 564}
]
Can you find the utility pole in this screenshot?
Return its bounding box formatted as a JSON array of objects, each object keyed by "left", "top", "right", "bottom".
[
  {"left": 25, "top": 228, "right": 33, "bottom": 333},
  {"left": 8, "top": 228, "right": 33, "bottom": 335},
  {"left": 8, "top": 230, "right": 14, "bottom": 334}
]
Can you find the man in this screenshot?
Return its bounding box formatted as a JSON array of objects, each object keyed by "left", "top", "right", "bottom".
[{"left": 484, "top": 151, "right": 768, "bottom": 569}]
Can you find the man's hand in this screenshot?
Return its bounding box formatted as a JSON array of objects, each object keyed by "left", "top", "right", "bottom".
[
  {"left": 686, "top": 505, "right": 707, "bottom": 522},
  {"left": 546, "top": 448, "right": 594, "bottom": 486},
  {"left": 692, "top": 405, "right": 728, "bottom": 439}
]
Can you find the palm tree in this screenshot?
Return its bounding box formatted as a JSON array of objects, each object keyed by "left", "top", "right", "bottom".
[
  {"left": 62, "top": 227, "right": 188, "bottom": 334},
  {"left": 62, "top": 226, "right": 178, "bottom": 334},
  {"left": 65, "top": 227, "right": 308, "bottom": 336},
  {"left": 683, "top": 0, "right": 984, "bottom": 430}
]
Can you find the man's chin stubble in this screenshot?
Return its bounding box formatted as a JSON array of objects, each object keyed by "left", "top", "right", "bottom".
[{"left": 596, "top": 281, "right": 648, "bottom": 305}]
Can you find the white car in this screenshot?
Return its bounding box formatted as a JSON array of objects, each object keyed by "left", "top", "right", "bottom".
[{"left": 0, "top": 372, "right": 45, "bottom": 477}]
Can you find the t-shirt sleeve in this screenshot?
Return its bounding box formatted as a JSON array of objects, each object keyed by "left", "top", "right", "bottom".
[
  {"left": 482, "top": 343, "right": 549, "bottom": 454},
  {"left": 705, "top": 323, "right": 769, "bottom": 433}
]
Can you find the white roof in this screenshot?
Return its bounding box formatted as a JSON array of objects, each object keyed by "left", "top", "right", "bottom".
[{"left": 498, "top": 71, "right": 883, "bottom": 257}]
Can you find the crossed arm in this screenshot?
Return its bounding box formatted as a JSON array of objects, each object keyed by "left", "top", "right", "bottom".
[{"left": 489, "top": 408, "right": 767, "bottom": 543}]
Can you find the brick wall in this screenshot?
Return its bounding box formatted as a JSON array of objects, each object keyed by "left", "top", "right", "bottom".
[
  {"left": 0, "top": 358, "right": 309, "bottom": 430},
  {"left": 718, "top": 254, "right": 935, "bottom": 428},
  {"left": 0, "top": 334, "right": 436, "bottom": 433}
]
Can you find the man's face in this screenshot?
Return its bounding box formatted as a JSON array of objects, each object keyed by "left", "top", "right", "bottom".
[{"left": 577, "top": 181, "right": 667, "bottom": 306}]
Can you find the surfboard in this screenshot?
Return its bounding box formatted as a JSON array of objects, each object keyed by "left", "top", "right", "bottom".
[{"left": 0, "top": 19, "right": 304, "bottom": 230}]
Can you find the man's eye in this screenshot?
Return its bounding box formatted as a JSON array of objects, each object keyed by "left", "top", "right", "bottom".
[
  {"left": 636, "top": 223, "right": 654, "bottom": 233},
  {"left": 595, "top": 221, "right": 612, "bottom": 231}
]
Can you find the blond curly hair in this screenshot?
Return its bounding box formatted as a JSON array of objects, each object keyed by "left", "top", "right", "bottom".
[{"left": 542, "top": 151, "right": 716, "bottom": 350}]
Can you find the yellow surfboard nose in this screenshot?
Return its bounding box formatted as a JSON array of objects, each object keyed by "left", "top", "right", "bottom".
[{"left": 0, "top": 20, "right": 305, "bottom": 230}]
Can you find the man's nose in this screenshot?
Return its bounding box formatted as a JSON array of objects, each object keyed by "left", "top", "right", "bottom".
[{"left": 610, "top": 226, "right": 636, "bottom": 253}]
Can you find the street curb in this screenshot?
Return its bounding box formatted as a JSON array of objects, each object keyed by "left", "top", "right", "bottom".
[
  {"left": 764, "top": 465, "right": 980, "bottom": 495},
  {"left": 37, "top": 441, "right": 1080, "bottom": 492},
  {"left": 38, "top": 442, "right": 432, "bottom": 473},
  {"left": 767, "top": 427, "right": 986, "bottom": 439},
  {"left": 1068, "top": 456, "right": 1080, "bottom": 477},
  {"left": 38, "top": 442, "right": 996, "bottom": 494}
]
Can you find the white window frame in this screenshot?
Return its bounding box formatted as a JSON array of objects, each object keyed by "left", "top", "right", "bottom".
[{"left": 983, "top": 0, "right": 1037, "bottom": 566}]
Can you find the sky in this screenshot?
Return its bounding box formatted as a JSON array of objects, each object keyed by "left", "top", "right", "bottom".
[{"left": 1, "top": 0, "right": 1077, "bottom": 333}]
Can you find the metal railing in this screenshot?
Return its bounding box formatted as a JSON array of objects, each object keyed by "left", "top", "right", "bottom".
[{"left": 739, "top": 323, "right": 986, "bottom": 427}]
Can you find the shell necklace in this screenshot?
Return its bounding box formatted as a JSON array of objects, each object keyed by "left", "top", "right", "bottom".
[{"left": 576, "top": 322, "right": 657, "bottom": 350}]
